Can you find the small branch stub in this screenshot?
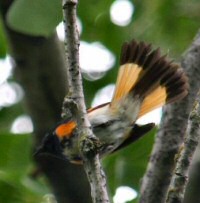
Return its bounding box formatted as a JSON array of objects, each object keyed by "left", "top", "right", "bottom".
[
  {"left": 61, "top": 96, "right": 78, "bottom": 120},
  {"left": 80, "top": 136, "right": 101, "bottom": 159}
]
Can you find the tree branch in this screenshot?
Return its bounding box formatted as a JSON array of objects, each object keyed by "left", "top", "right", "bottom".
[
  {"left": 139, "top": 29, "right": 200, "bottom": 203},
  {"left": 62, "top": 1, "right": 110, "bottom": 202},
  {"left": 166, "top": 90, "right": 200, "bottom": 203}
]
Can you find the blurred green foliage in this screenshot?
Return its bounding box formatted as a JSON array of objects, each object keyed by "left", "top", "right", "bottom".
[
  {"left": 0, "top": 0, "right": 199, "bottom": 202},
  {"left": 7, "top": 0, "right": 62, "bottom": 36},
  {"left": 104, "top": 128, "right": 156, "bottom": 202},
  {"left": 0, "top": 18, "right": 7, "bottom": 58},
  {"left": 0, "top": 134, "right": 48, "bottom": 203}
]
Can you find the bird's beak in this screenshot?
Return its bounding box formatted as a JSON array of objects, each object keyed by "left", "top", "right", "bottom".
[
  {"left": 33, "top": 146, "right": 46, "bottom": 158},
  {"left": 33, "top": 145, "right": 69, "bottom": 162}
]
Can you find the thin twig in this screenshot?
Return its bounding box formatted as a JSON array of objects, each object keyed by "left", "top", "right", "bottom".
[
  {"left": 166, "top": 90, "right": 200, "bottom": 203},
  {"left": 139, "top": 30, "right": 200, "bottom": 203},
  {"left": 61, "top": 0, "right": 110, "bottom": 202}
]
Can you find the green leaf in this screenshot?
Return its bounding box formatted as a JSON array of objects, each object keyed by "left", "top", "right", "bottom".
[{"left": 7, "top": 0, "right": 62, "bottom": 37}]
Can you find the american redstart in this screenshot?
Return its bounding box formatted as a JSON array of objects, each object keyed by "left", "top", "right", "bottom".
[{"left": 35, "top": 40, "right": 188, "bottom": 164}]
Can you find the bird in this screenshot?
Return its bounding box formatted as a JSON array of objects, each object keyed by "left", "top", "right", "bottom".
[{"left": 35, "top": 40, "right": 188, "bottom": 164}]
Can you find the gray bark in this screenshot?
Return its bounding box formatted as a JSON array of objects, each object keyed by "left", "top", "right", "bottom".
[
  {"left": 166, "top": 91, "right": 200, "bottom": 203},
  {"left": 139, "top": 30, "right": 200, "bottom": 203},
  {"left": 62, "top": 1, "right": 110, "bottom": 202}
]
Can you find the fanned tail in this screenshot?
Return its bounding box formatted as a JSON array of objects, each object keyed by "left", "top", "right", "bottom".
[{"left": 111, "top": 40, "right": 188, "bottom": 118}]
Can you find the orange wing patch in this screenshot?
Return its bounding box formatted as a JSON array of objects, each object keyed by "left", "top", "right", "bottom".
[{"left": 55, "top": 121, "right": 77, "bottom": 138}]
